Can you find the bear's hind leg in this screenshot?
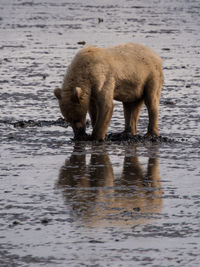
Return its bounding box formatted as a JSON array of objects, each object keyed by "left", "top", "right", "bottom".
[
  {"left": 123, "top": 100, "right": 143, "bottom": 135},
  {"left": 144, "top": 80, "right": 161, "bottom": 136},
  {"left": 145, "top": 102, "right": 159, "bottom": 136},
  {"left": 123, "top": 102, "right": 132, "bottom": 133}
]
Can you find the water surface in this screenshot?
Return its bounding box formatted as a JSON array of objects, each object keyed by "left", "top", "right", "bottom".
[{"left": 0, "top": 0, "right": 200, "bottom": 266}]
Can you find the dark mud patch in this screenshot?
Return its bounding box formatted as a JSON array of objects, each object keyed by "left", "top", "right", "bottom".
[
  {"left": 105, "top": 133, "right": 181, "bottom": 145},
  {"left": 0, "top": 117, "right": 68, "bottom": 128},
  {"left": 106, "top": 132, "right": 177, "bottom": 144},
  {"left": 73, "top": 132, "right": 179, "bottom": 144},
  {"left": 0, "top": 118, "right": 185, "bottom": 144}
]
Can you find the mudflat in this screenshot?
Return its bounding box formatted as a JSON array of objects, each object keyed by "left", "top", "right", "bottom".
[{"left": 0, "top": 0, "right": 200, "bottom": 266}]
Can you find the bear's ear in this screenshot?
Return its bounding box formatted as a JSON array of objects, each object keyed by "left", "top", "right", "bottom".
[
  {"left": 54, "top": 88, "right": 62, "bottom": 100},
  {"left": 73, "top": 87, "right": 82, "bottom": 103}
]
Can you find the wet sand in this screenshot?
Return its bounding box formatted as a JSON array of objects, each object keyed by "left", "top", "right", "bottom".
[{"left": 0, "top": 0, "right": 200, "bottom": 266}]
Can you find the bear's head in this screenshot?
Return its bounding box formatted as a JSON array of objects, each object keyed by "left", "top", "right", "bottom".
[{"left": 54, "top": 87, "right": 88, "bottom": 140}]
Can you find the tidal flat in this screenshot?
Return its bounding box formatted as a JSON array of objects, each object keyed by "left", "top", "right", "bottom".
[{"left": 0, "top": 0, "right": 200, "bottom": 266}]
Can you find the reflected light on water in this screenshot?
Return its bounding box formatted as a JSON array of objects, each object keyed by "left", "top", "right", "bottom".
[{"left": 56, "top": 144, "right": 162, "bottom": 227}]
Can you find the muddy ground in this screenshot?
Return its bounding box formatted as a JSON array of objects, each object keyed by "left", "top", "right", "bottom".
[{"left": 0, "top": 0, "right": 200, "bottom": 266}]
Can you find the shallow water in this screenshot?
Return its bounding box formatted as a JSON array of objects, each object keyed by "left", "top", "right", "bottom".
[{"left": 0, "top": 0, "right": 200, "bottom": 266}]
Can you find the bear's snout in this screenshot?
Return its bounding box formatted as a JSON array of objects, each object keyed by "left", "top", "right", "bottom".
[
  {"left": 73, "top": 121, "right": 86, "bottom": 138},
  {"left": 75, "top": 127, "right": 85, "bottom": 136},
  {"left": 75, "top": 121, "right": 84, "bottom": 130}
]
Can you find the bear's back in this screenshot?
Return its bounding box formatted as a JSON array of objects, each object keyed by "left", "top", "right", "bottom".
[
  {"left": 75, "top": 43, "right": 162, "bottom": 66},
  {"left": 66, "top": 43, "right": 163, "bottom": 91},
  {"left": 107, "top": 43, "right": 162, "bottom": 67}
]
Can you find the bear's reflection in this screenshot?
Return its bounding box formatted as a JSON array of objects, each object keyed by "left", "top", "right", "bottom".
[{"left": 56, "top": 144, "right": 162, "bottom": 227}]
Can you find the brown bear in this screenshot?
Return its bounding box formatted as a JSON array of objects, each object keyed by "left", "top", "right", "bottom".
[{"left": 54, "top": 43, "right": 164, "bottom": 141}]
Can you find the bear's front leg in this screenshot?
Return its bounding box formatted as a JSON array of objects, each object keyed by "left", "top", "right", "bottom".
[{"left": 91, "top": 101, "right": 114, "bottom": 141}]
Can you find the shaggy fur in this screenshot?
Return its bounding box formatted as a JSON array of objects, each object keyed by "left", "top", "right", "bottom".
[{"left": 54, "top": 43, "right": 164, "bottom": 141}]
